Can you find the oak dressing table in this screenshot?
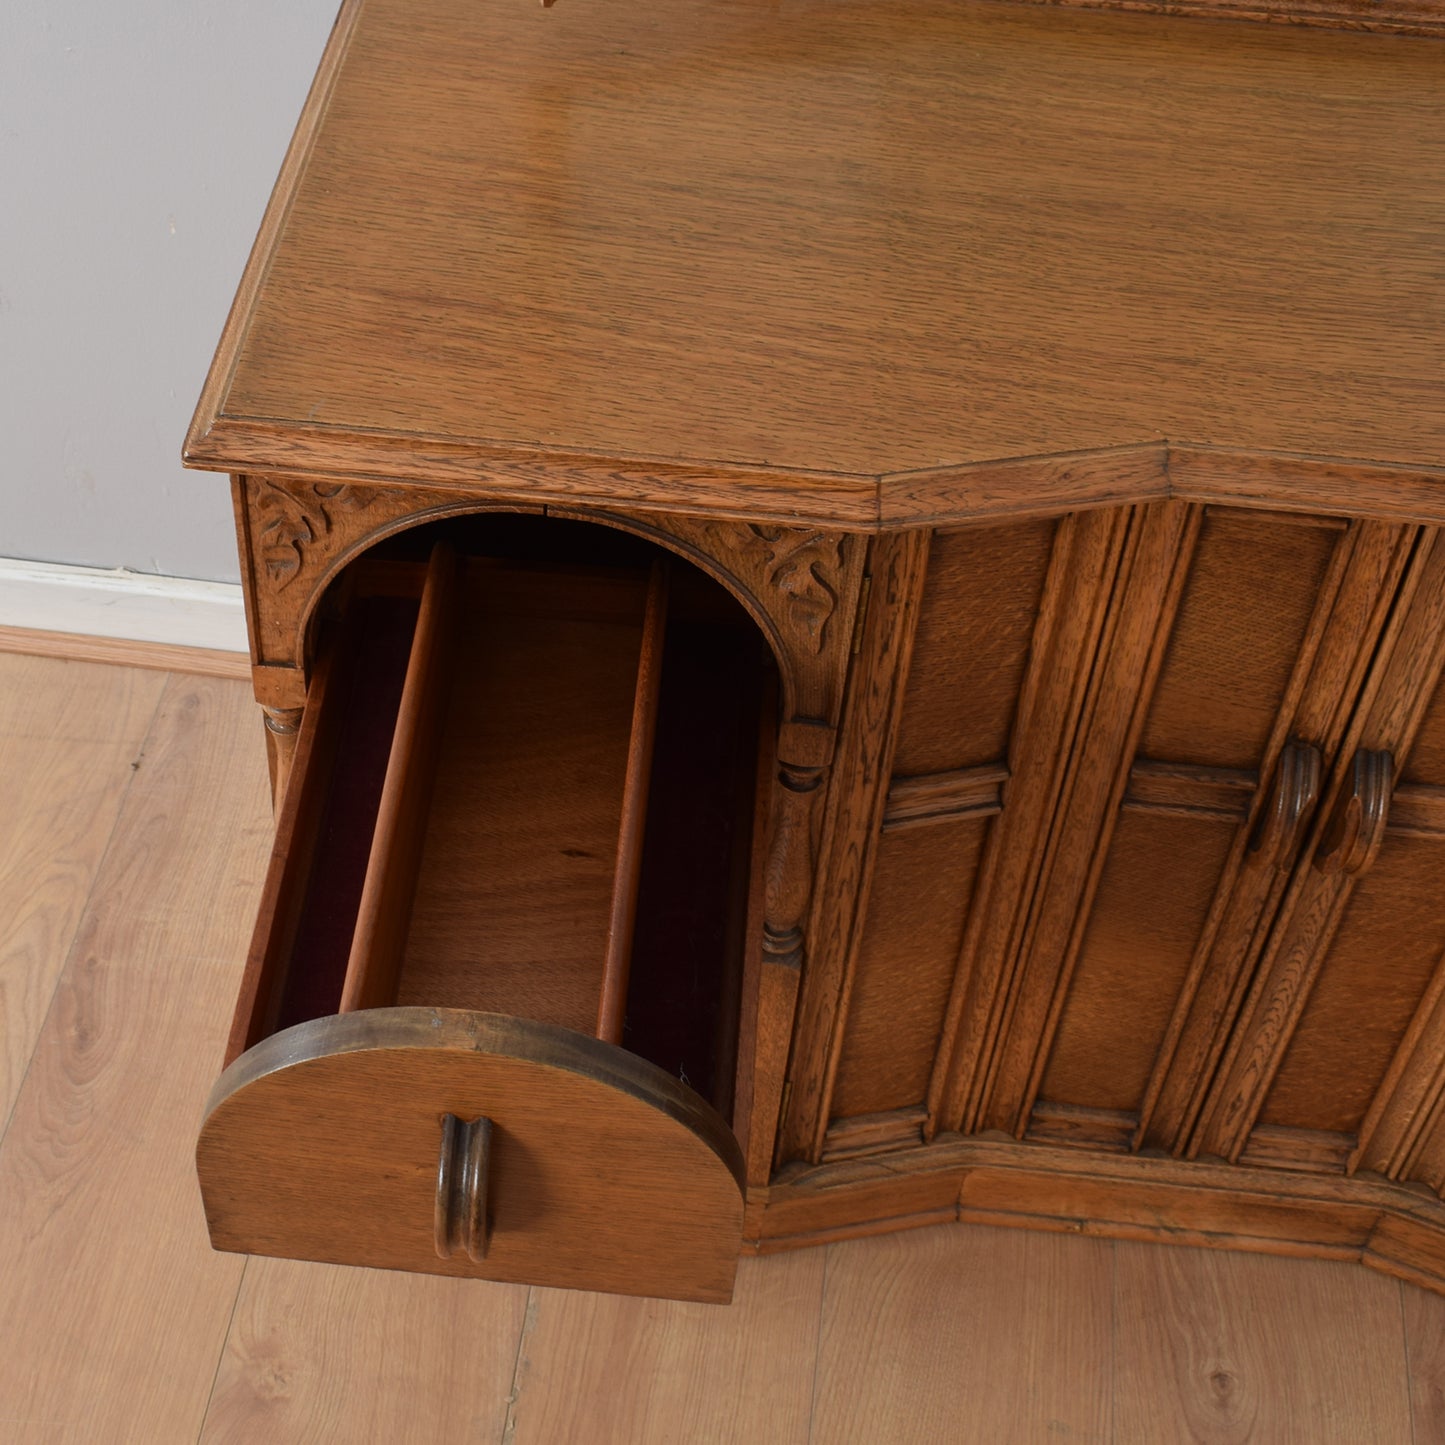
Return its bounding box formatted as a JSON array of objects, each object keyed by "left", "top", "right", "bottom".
[{"left": 186, "top": 0, "right": 1445, "bottom": 1302}]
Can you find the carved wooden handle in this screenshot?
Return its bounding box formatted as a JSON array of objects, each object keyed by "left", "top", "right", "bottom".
[
  {"left": 1248, "top": 741, "right": 1322, "bottom": 869},
  {"left": 1316, "top": 749, "right": 1394, "bottom": 878},
  {"left": 434, "top": 1114, "right": 492, "bottom": 1262}
]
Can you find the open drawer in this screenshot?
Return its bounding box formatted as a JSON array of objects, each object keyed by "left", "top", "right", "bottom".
[{"left": 198, "top": 524, "right": 771, "bottom": 1303}]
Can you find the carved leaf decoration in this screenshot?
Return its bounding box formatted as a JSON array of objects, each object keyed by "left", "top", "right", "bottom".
[
  {"left": 253, "top": 478, "right": 385, "bottom": 590},
  {"left": 256, "top": 482, "right": 318, "bottom": 588},
  {"left": 701, "top": 523, "right": 842, "bottom": 655},
  {"left": 312, "top": 482, "right": 374, "bottom": 514},
  {"left": 763, "top": 535, "right": 840, "bottom": 653}
]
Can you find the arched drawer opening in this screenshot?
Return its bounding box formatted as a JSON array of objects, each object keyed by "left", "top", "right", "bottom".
[{"left": 201, "top": 514, "right": 775, "bottom": 1301}]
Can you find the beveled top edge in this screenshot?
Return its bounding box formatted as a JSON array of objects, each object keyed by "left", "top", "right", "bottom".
[
  {"left": 1006, "top": 0, "right": 1445, "bottom": 35},
  {"left": 203, "top": 1005, "right": 747, "bottom": 1193},
  {"left": 183, "top": 429, "right": 1445, "bottom": 534},
  {"left": 186, "top": 0, "right": 367, "bottom": 471}
]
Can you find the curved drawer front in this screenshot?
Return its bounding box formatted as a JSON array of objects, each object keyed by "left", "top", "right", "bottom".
[{"left": 197, "top": 1008, "right": 746, "bottom": 1303}]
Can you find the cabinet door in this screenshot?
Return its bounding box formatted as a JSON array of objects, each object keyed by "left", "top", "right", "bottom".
[
  {"left": 785, "top": 512, "right": 1061, "bottom": 1161},
  {"left": 952, "top": 508, "right": 1416, "bottom": 1149},
  {"left": 1186, "top": 528, "right": 1445, "bottom": 1176},
  {"left": 778, "top": 500, "right": 1423, "bottom": 1168}
]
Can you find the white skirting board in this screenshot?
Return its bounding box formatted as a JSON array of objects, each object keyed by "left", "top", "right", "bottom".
[{"left": 0, "top": 558, "right": 248, "bottom": 653}]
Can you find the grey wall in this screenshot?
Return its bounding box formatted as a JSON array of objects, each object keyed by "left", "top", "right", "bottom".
[{"left": 1, "top": 1, "right": 340, "bottom": 583}]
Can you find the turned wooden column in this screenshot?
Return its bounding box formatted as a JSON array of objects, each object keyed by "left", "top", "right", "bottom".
[{"left": 261, "top": 704, "right": 304, "bottom": 805}]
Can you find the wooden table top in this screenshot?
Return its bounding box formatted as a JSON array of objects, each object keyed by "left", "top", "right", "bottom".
[{"left": 186, "top": 0, "right": 1444, "bottom": 527}]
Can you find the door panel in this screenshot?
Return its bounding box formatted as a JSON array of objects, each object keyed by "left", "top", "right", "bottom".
[
  {"left": 829, "top": 819, "right": 989, "bottom": 1120},
  {"left": 929, "top": 502, "right": 1196, "bottom": 1137},
  {"left": 1020, "top": 508, "right": 1382, "bottom": 1149},
  {"left": 790, "top": 517, "right": 1055, "bottom": 1161},
  {"left": 1136, "top": 518, "right": 1419, "bottom": 1153},
  {"left": 1221, "top": 543, "right": 1445, "bottom": 1173},
  {"left": 1139, "top": 510, "right": 1341, "bottom": 769},
  {"left": 1261, "top": 834, "right": 1445, "bottom": 1137},
  {"left": 1191, "top": 528, "right": 1445, "bottom": 1165},
  {"left": 789, "top": 501, "right": 1442, "bottom": 1188},
  {"left": 1039, "top": 810, "right": 1238, "bottom": 1116},
  {"left": 890, "top": 519, "right": 1056, "bottom": 775}
]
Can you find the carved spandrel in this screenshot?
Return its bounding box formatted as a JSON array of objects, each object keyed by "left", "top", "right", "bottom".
[
  {"left": 240, "top": 481, "right": 864, "bottom": 727},
  {"left": 253, "top": 476, "right": 394, "bottom": 590},
  {"left": 239, "top": 474, "right": 517, "bottom": 671},
  {"left": 712, "top": 524, "right": 843, "bottom": 656},
  {"left": 583, "top": 511, "right": 864, "bottom": 725}
]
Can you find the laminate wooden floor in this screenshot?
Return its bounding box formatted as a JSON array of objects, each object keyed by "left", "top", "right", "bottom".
[{"left": 1, "top": 648, "right": 1442, "bottom": 1443}]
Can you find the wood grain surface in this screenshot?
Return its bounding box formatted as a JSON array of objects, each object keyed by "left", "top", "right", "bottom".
[
  {"left": 1115, "top": 1242, "right": 1413, "bottom": 1442},
  {"left": 1405, "top": 1284, "right": 1445, "bottom": 1443},
  {"left": 187, "top": 0, "right": 1445, "bottom": 523},
  {"left": 812, "top": 1225, "right": 1115, "bottom": 1444},
  {"left": 199, "top": 1259, "right": 527, "bottom": 1443},
  {"left": 0, "top": 656, "right": 164, "bottom": 1129},
  {"left": 197, "top": 1009, "right": 746, "bottom": 1302},
  {"left": 0, "top": 625, "right": 249, "bottom": 681},
  {"left": 779, "top": 530, "right": 930, "bottom": 1160},
  {"left": 506, "top": 1252, "right": 825, "bottom": 1445},
  {"left": 1017, "top": 0, "right": 1445, "bottom": 35},
  {"left": 0, "top": 675, "right": 271, "bottom": 1442},
  {"left": 339, "top": 543, "right": 458, "bottom": 1014},
  {"left": 396, "top": 566, "right": 647, "bottom": 1031}
]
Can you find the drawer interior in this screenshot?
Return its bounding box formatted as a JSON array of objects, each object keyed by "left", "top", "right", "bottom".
[{"left": 231, "top": 516, "right": 771, "bottom": 1122}]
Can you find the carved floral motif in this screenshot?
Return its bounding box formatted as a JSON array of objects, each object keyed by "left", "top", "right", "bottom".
[
  {"left": 254, "top": 478, "right": 386, "bottom": 589},
  {"left": 748, "top": 526, "right": 843, "bottom": 655},
  {"left": 698, "top": 522, "right": 845, "bottom": 656}
]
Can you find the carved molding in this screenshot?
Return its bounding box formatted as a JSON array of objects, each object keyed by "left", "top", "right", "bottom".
[
  {"left": 243, "top": 475, "right": 416, "bottom": 667},
  {"left": 240, "top": 475, "right": 535, "bottom": 670},
  {"left": 763, "top": 732, "right": 836, "bottom": 973}
]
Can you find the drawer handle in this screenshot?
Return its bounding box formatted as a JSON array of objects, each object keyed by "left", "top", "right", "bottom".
[
  {"left": 434, "top": 1114, "right": 492, "bottom": 1263},
  {"left": 1316, "top": 749, "right": 1394, "bottom": 878},
  {"left": 1248, "top": 741, "right": 1321, "bottom": 869}
]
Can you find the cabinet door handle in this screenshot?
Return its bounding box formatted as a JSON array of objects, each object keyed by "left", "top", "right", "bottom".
[
  {"left": 1316, "top": 749, "right": 1394, "bottom": 878},
  {"left": 1248, "top": 741, "right": 1322, "bottom": 870},
  {"left": 435, "top": 1114, "right": 492, "bottom": 1262}
]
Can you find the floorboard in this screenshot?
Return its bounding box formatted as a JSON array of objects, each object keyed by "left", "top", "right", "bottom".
[
  {"left": 0, "top": 655, "right": 165, "bottom": 1133},
  {"left": 810, "top": 1223, "right": 1114, "bottom": 1445},
  {"left": 1114, "top": 1240, "right": 1414, "bottom": 1444},
  {"left": 0, "top": 674, "right": 272, "bottom": 1444},
  {"left": 199, "top": 1258, "right": 528, "bottom": 1443},
  {"left": 505, "top": 1251, "right": 826, "bottom": 1445}
]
